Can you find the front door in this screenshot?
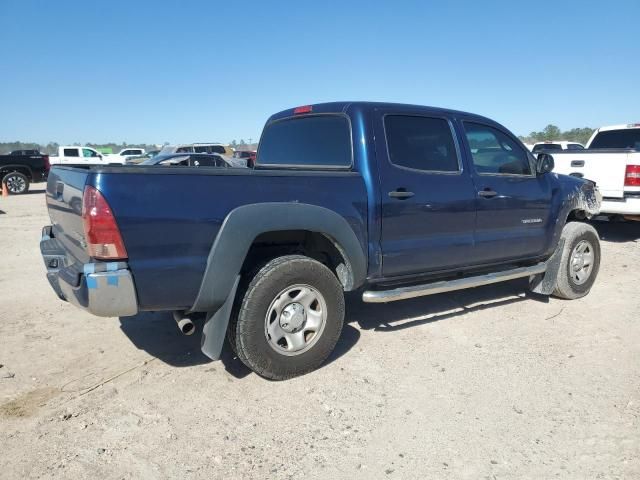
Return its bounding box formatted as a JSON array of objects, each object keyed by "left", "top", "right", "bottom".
[
  {"left": 459, "top": 120, "right": 553, "bottom": 264},
  {"left": 375, "top": 112, "right": 477, "bottom": 277}
]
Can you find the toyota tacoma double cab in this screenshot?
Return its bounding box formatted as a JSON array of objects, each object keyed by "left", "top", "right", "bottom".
[{"left": 40, "top": 102, "right": 602, "bottom": 379}]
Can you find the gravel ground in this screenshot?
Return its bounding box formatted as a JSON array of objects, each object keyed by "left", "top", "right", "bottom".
[{"left": 1, "top": 185, "right": 639, "bottom": 479}]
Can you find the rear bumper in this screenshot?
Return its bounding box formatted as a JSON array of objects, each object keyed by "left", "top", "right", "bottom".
[
  {"left": 601, "top": 195, "right": 640, "bottom": 215},
  {"left": 40, "top": 226, "right": 138, "bottom": 317}
]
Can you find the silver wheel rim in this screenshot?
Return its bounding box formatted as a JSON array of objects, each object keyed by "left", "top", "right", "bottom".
[
  {"left": 264, "top": 284, "right": 327, "bottom": 356},
  {"left": 5, "top": 175, "right": 26, "bottom": 193},
  {"left": 570, "top": 240, "right": 595, "bottom": 285}
]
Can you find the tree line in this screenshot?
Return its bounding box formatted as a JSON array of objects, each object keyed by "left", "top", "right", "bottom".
[{"left": 518, "top": 125, "right": 595, "bottom": 145}]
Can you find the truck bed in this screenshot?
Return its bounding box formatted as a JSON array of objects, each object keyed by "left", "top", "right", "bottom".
[{"left": 46, "top": 165, "right": 368, "bottom": 311}]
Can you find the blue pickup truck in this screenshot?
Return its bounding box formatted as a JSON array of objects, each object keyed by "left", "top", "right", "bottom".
[{"left": 41, "top": 102, "right": 601, "bottom": 379}]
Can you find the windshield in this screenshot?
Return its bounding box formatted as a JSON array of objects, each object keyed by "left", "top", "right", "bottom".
[
  {"left": 589, "top": 129, "right": 640, "bottom": 149},
  {"left": 532, "top": 143, "right": 562, "bottom": 152}
]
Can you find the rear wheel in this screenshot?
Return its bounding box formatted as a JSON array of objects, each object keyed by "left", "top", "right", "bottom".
[
  {"left": 553, "top": 222, "right": 601, "bottom": 299},
  {"left": 228, "top": 255, "right": 344, "bottom": 380},
  {"left": 3, "top": 172, "right": 29, "bottom": 194}
]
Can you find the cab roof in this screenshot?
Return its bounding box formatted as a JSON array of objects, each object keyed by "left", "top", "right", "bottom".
[{"left": 267, "top": 101, "right": 499, "bottom": 125}]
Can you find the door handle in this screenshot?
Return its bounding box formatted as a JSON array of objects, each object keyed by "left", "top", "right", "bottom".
[
  {"left": 388, "top": 189, "right": 414, "bottom": 199},
  {"left": 478, "top": 189, "right": 498, "bottom": 198},
  {"left": 571, "top": 160, "right": 585, "bottom": 167}
]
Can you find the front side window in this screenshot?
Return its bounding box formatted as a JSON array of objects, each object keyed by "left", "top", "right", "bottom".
[
  {"left": 257, "top": 115, "right": 351, "bottom": 167},
  {"left": 384, "top": 115, "right": 459, "bottom": 172},
  {"left": 82, "top": 148, "right": 99, "bottom": 158},
  {"left": 464, "top": 122, "right": 532, "bottom": 175}
]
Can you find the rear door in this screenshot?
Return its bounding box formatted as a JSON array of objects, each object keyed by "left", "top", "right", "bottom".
[
  {"left": 375, "top": 111, "right": 477, "bottom": 277},
  {"left": 460, "top": 120, "right": 553, "bottom": 264}
]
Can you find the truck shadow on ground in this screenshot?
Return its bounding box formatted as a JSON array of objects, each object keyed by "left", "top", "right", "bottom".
[
  {"left": 590, "top": 219, "right": 640, "bottom": 243},
  {"left": 119, "top": 312, "right": 361, "bottom": 380},
  {"left": 345, "top": 277, "right": 547, "bottom": 333},
  {"left": 119, "top": 279, "right": 544, "bottom": 378}
]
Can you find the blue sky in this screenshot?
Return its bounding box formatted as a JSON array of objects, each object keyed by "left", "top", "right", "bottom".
[{"left": 1, "top": 0, "right": 638, "bottom": 144}]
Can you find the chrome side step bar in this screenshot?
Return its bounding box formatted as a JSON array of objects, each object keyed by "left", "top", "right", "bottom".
[{"left": 362, "top": 262, "right": 547, "bottom": 303}]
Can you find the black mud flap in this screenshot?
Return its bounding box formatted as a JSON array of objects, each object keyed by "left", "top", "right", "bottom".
[
  {"left": 529, "top": 238, "right": 565, "bottom": 295},
  {"left": 200, "top": 276, "right": 240, "bottom": 360}
]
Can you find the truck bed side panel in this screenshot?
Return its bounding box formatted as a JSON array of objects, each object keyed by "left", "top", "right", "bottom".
[{"left": 89, "top": 169, "right": 368, "bottom": 311}]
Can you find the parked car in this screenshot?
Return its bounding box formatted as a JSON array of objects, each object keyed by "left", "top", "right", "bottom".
[
  {"left": 550, "top": 124, "right": 640, "bottom": 221},
  {"left": 0, "top": 151, "right": 50, "bottom": 194},
  {"left": 105, "top": 148, "right": 146, "bottom": 161},
  {"left": 40, "top": 102, "right": 601, "bottom": 380},
  {"left": 532, "top": 141, "right": 585, "bottom": 153},
  {"left": 49, "top": 146, "right": 126, "bottom": 165},
  {"left": 125, "top": 150, "right": 161, "bottom": 165},
  {"left": 160, "top": 143, "right": 233, "bottom": 155},
  {"left": 233, "top": 150, "right": 257, "bottom": 167},
  {"left": 139, "top": 153, "right": 232, "bottom": 167}
]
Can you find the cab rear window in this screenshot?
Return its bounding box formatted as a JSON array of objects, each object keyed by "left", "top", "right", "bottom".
[
  {"left": 589, "top": 129, "right": 640, "bottom": 149},
  {"left": 257, "top": 115, "right": 352, "bottom": 168}
]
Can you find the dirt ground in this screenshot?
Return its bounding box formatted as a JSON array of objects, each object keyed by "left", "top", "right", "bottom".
[{"left": 1, "top": 185, "right": 639, "bottom": 479}]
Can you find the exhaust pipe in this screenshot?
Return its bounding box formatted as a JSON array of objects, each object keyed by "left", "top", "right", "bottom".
[{"left": 173, "top": 311, "right": 195, "bottom": 336}]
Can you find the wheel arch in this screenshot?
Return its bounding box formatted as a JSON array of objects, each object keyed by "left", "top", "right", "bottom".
[
  {"left": 190, "top": 202, "right": 367, "bottom": 313},
  {"left": 1, "top": 165, "right": 33, "bottom": 179}
]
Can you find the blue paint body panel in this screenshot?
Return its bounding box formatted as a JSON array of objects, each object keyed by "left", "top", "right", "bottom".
[{"left": 45, "top": 102, "right": 596, "bottom": 313}]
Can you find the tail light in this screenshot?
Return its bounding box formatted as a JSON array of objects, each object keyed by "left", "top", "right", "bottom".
[
  {"left": 82, "top": 186, "right": 128, "bottom": 259},
  {"left": 625, "top": 165, "right": 640, "bottom": 187},
  {"left": 43, "top": 155, "right": 50, "bottom": 171}
]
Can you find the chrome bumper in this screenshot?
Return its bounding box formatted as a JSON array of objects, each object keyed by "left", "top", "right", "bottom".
[{"left": 40, "top": 226, "right": 138, "bottom": 317}]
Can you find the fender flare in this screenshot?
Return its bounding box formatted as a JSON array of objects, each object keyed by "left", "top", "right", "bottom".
[
  {"left": 549, "top": 179, "right": 601, "bottom": 251},
  {"left": 0, "top": 164, "right": 33, "bottom": 179},
  {"left": 190, "top": 202, "right": 367, "bottom": 313}
]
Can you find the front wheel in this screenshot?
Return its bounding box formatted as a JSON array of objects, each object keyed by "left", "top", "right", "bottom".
[
  {"left": 229, "top": 255, "right": 345, "bottom": 380},
  {"left": 3, "top": 172, "right": 29, "bottom": 194},
  {"left": 553, "top": 222, "right": 601, "bottom": 299}
]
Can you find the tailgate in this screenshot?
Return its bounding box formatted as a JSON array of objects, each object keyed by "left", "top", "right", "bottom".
[
  {"left": 45, "top": 166, "right": 92, "bottom": 264},
  {"left": 552, "top": 151, "right": 628, "bottom": 198}
]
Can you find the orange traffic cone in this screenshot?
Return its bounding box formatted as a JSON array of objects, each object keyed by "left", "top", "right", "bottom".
[{"left": 1, "top": 181, "right": 8, "bottom": 197}]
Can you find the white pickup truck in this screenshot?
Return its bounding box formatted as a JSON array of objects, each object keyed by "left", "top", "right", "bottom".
[
  {"left": 49, "top": 146, "right": 127, "bottom": 165},
  {"left": 104, "top": 148, "right": 146, "bottom": 162},
  {"left": 551, "top": 124, "right": 640, "bottom": 221}
]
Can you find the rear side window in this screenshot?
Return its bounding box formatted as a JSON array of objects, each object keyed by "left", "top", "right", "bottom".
[
  {"left": 63, "top": 148, "right": 79, "bottom": 157},
  {"left": 589, "top": 129, "right": 640, "bottom": 149},
  {"left": 193, "top": 145, "right": 226, "bottom": 154},
  {"left": 189, "top": 155, "right": 227, "bottom": 167},
  {"left": 464, "top": 122, "right": 532, "bottom": 175},
  {"left": 384, "top": 115, "right": 460, "bottom": 172},
  {"left": 257, "top": 115, "right": 352, "bottom": 168}
]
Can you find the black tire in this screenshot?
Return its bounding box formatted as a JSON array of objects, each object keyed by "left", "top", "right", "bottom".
[
  {"left": 3, "top": 172, "right": 30, "bottom": 194},
  {"left": 228, "top": 255, "right": 345, "bottom": 380},
  {"left": 553, "top": 222, "right": 601, "bottom": 299}
]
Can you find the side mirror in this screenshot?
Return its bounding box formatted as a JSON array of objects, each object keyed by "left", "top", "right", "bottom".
[{"left": 536, "top": 153, "right": 554, "bottom": 175}]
